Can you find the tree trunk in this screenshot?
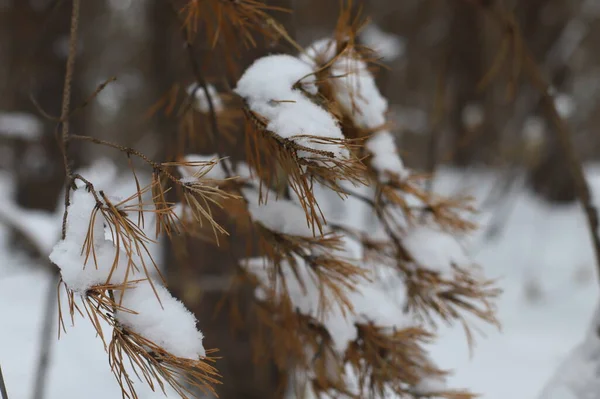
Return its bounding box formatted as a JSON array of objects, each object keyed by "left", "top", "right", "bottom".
[
  {"left": 517, "top": 0, "right": 578, "bottom": 203},
  {"left": 446, "top": 1, "right": 496, "bottom": 167},
  {"left": 151, "top": 1, "right": 287, "bottom": 397}
]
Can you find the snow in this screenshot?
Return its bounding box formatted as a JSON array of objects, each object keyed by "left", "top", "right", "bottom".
[
  {"left": 360, "top": 25, "right": 406, "bottom": 62},
  {"left": 242, "top": 186, "right": 322, "bottom": 237},
  {"left": 427, "top": 167, "right": 599, "bottom": 399},
  {"left": 187, "top": 83, "right": 223, "bottom": 114},
  {"left": 266, "top": 100, "right": 348, "bottom": 159},
  {"left": 412, "top": 376, "right": 449, "bottom": 396},
  {"left": 116, "top": 280, "right": 206, "bottom": 359},
  {"left": 243, "top": 255, "right": 360, "bottom": 353},
  {"left": 49, "top": 189, "right": 138, "bottom": 292},
  {"left": 242, "top": 246, "right": 410, "bottom": 355},
  {"left": 0, "top": 165, "right": 189, "bottom": 398},
  {"left": 537, "top": 304, "right": 600, "bottom": 399},
  {"left": 0, "top": 112, "right": 43, "bottom": 140},
  {"left": 403, "top": 224, "right": 472, "bottom": 274},
  {"left": 0, "top": 158, "right": 122, "bottom": 258},
  {"left": 365, "top": 130, "right": 408, "bottom": 181},
  {"left": 235, "top": 55, "right": 318, "bottom": 101},
  {"left": 235, "top": 54, "right": 349, "bottom": 161},
  {"left": 48, "top": 173, "right": 206, "bottom": 362},
  {"left": 3, "top": 166, "right": 600, "bottom": 398},
  {"left": 554, "top": 93, "right": 576, "bottom": 119},
  {"left": 0, "top": 200, "right": 60, "bottom": 256},
  {"left": 302, "top": 39, "right": 407, "bottom": 181},
  {"left": 302, "top": 38, "right": 389, "bottom": 130}
]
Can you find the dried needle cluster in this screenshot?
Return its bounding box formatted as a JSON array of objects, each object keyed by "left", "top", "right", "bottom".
[{"left": 50, "top": 1, "right": 500, "bottom": 399}]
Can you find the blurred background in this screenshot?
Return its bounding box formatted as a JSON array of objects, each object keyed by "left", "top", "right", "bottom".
[{"left": 1, "top": 0, "right": 600, "bottom": 398}]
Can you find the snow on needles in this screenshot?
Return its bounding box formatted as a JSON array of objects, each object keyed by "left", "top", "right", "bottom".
[
  {"left": 302, "top": 39, "right": 387, "bottom": 131},
  {"left": 50, "top": 188, "right": 206, "bottom": 360},
  {"left": 117, "top": 281, "right": 206, "bottom": 359},
  {"left": 49, "top": 189, "right": 130, "bottom": 292},
  {"left": 403, "top": 224, "right": 471, "bottom": 274},
  {"left": 242, "top": 186, "right": 319, "bottom": 238},
  {"left": 302, "top": 39, "right": 407, "bottom": 181},
  {"left": 242, "top": 242, "right": 411, "bottom": 355},
  {"left": 365, "top": 130, "right": 407, "bottom": 182},
  {"left": 360, "top": 24, "right": 406, "bottom": 62},
  {"left": 234, "top": 54, "right": 349, "bottom": 160}
]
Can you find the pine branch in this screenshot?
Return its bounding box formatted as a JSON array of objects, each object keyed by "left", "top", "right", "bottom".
[{"left": 69, "top": 134, "right": 215, "bottom": 190}]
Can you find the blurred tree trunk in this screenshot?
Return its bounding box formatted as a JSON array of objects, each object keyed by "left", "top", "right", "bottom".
[
  {"left": 517, "top": 0, "right": 578, "bottom": 203},
  {"left": 153, "top": 1, "right": 287, "bottom": 397},
  {"left": 447, "top": 1, "right": 497, "bottom": 167},
  {"left": 6, "top": 2, "right": 82, "bottom": 213},
  {"left": 80, "top": 1, "right": 160, "bottom": 166}
]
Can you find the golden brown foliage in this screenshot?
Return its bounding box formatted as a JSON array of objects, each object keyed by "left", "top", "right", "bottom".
[{"left": 52, "top": 1, "right": 501, "bottom": 398}]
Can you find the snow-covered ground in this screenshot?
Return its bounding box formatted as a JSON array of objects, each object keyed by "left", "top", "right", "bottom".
[
  {"left": 1, "top": 166, "right": 599, "bottom": 398},
  {"left": 430, "top": 167, "right": 600, "bottom": 399}
]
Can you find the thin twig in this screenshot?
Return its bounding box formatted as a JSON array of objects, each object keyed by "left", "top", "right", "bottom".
[
  {"left": 59, "top": 0, "right": 80, "bottom": 178},
  {"left": 59, "top": 0, "right": 81, "bottom": 240},
  {"left": 0, "top": 364, "right": 8, "bottom": 399},
  {"left": 69, "top": 76, "right": 117, "bottom": 118},
  {"left": 31, "top": 76, "right": 117, "bottom": 123},
  {"left": 31, "top": 271, "right": 59, "bottom": 399},
  {"left": 69, "top": 134, "right": 179, "bottom": 182}
]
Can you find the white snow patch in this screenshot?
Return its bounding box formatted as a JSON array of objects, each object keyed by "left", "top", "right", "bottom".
[
  {"left": 365, "top": 130, "right": 407, "bottom": 181},
  {"left": 116, "top": 280, "right": 206, "bottom": 359},
  {"left": 242, "top": 187, "right": 319, "bottom": 237},
  {"left": 0, "top": 112, "right": 43, "bottom": 140},
  {"left": 403, "top": 224, "right": 471, "bottom": 274},
  {"left": 360, "top": 24, "right": 406, "bottom": 62},
  {"left": 49, "top": 189, "right": 136, "bottom": 292},
  {"left": 302, "top": 38, "right": 407, "bottom": 181},
  {"left": 235, "top": 54, "right": 348, "bottom": 162},
  {"left": 187, "top": 83, "right": 223, "bottom": 113}
]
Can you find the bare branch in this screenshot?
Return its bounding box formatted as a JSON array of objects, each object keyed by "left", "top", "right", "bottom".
[
  {"left": 69, "top": 134, "right": 179, "bottom": 182},
  {"left": 31, "top": 272, "right": 59, "bottom": 399},
  {"left": 0, "top": 363, "right": 8, "bottom": 399},
  {"left": 69, "top": 76, "right": 117, "bottom": 118},
  {"left": 59, "top": 0, "right": 81, "bottom": 240},
  {"left": 59, "top": 0, "right": 80, "bottom": 178}
]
